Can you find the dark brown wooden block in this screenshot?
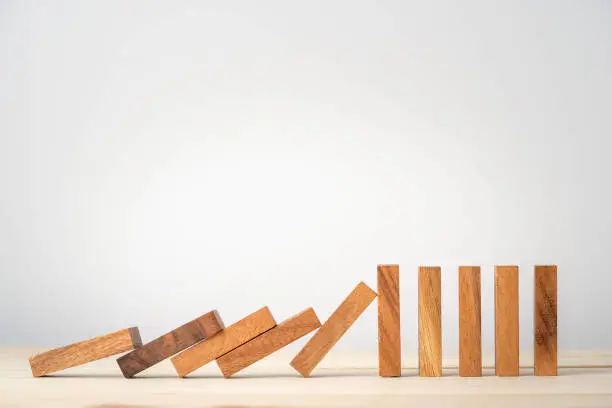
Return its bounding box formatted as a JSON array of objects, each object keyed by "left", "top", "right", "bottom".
[
  {"left": 534, "top": 265, "right": 557, "bottom": 376},
  {"left": 495, "top": 265, "right": 519, "bottom": 376}
]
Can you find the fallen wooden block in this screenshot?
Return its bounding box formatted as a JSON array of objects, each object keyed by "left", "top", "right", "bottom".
[
  {"left": 534, "top": 265, "right": 557, "bottom": 376},
  {"left": 117, "top": 310, "right": 224, "bottom": 378},
  {"left": 495, "top": 265, "right": 519, "bottom": 376},
  {"left": 459, "top": 266, "right": 482, "bottom": 377},
  {"left": 29, "top": 327, "right": 142, "bottom": 377},
  {"left": 419, "top": 266, "right": 442, "bottom": 377},
  {"left": 217, "top": 308, "right": 321, "bottom": 377},
  {"left": 171, "top": 306, "right": 276, "bottom": 377},
  {"left": 290, "top": 281, "right": 377, "bottom": 377},
  {"left": 378, "top": 264, "right": 401, "bottom": 377}
]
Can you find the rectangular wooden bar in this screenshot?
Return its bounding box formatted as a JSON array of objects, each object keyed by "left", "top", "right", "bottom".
[
  {"left": 378, "top": 264, "right": 401, "bottom": 377},
  {"left": 117, "top": 310, "right": 224, "bottom": 378},
  {"left": 534, "top": 265, "right": 558, "bottom": 376},
  {"left": 29, "top": 327, "right": 142, "bottom": 377},
  {"left": 459, "top": 266, "right": 482, "bottom": 377},
  {"left": 418, "top": 266, "right": 442, "bottom": 377},
  {"left": 290, "top": 282, "right": 377, "bottom": 377},
  {"left": 217, "top": 308, "right": 321, "bottom": 377},
  {"left": 495, "top": 265, "right": 519, "bottom": 376}
]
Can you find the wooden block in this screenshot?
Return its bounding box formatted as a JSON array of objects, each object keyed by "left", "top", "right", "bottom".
[
  {"left": 534, "top": 265, "right": 558, "bottom": 376},
  {"left": 495, "top": 265, "right": 519, "bottom": 376},
  {"left": 459, "top": 266, "right": 482, "bottom": 377},
  {"left": 171, "top": 306, "right": 276, "bottom": 377},
  {"left": 217, "top": 308, "right": 321, "bottom": 377},
  {"left": 377, "top": 264, "right": 401, "bottom": 377},
  {"left": 418, "top": 266, "right": 442, "bottom": 377},
  {"left": 29, "top": 327, "right": 142, "bottom": 377},
  {"left": 117, "top": 310, "right": 224, "bottom": 378},
  {"left": 290, "top": 282, "right": 377, "bottom": 377}
]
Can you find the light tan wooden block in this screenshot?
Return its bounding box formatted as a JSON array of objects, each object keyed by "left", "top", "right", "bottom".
[
  {"left": 29, "top": 327, "right": 142, "bottom": 377},
  {"left": 495, "top": 265, "right": 519, "bottom": 376},
  {"left": 534, "top": 265, "right": 557, "bottom": 376},
  {"left": 459, "top": 266, "right": 482, "bottom": 377},
  {"left": 419, "top": 266, "right": 442, "bottom": 377},
  {"left": 378, "top": 264, "right": 401, "bottom": 377},
  {"left": 290, "top": 282, "right": 377, "bottom": 377}
]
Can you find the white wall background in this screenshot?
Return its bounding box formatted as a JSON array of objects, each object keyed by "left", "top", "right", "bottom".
[{"left": 1, "top": 0, "right": 611, "bottom": 359}]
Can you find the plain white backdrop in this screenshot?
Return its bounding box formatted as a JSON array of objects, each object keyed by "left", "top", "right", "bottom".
[{"left": 1, "top": 1, "right": 611, "bottom": 361}]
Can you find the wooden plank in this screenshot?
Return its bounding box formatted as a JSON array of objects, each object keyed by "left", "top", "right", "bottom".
[
  {"left": 418, "top": 266, "right": 442, "bottom": 377},
  {"left": 117, "top": 310, "right": 224, "bottom": 378},
  {"left": 495, "top": 265, "right": 519, "bottom": 376},
  {"left": 29, "top": 327, "right": 142, "bottom": 377},
  {"left": 377, "top": 264, "right": 401, "bottom": 377},
  {"left": 534, "top": 265, "right": 558, "bottom": 376},
  {"left": 290, "top": 282, "right": 377, "bottom": 377},
  {"left": 217, "top": 308, "right": 321, "bottom": 377},
  {"left": 459, "top": 266, "right": 482, "bottom": 377},
  {"left": 171, "top": 306, "right": 276, "bottom": 377}
]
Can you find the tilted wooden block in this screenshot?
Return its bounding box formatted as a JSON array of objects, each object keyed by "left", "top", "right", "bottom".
[
  {"left": 290, "top": 282, "right": 377, "bottom": 377},
  {"left": 217, "top": 308, "right": 321, "bottom": 377},
  {"left": 534, "top": 265, "right": 557, "bottom": 376},
  {"left": 377, "top": 264, "right": 401, "bottom": 377},
  {"left": 171, "top": 306, "right": 276, "bottom": 377},
  {"left": 495, "top": 265, "right": 519, "bottom": 376},
  {"left": 419, "top": 266, "right": 442, "bottom": 377},
  {"left": 459, "top": 266, "right": 482, "bottom": 377},
  {"left": 117, "top": 310, "right": 224, "bottom": 378},
  {"left": 29, "top": 327, "right": 142, "bottom": 377}
]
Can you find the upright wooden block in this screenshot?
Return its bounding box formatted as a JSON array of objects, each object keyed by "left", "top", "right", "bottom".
[
  {"left": 171, "top": 306, "right": 276, "bottom": 377},
  {"left": 418, "top": 266, "right": 442, "bottom": 377},
  {"left": 217, "top": 308, "right": 321, "bottom": 377},
  {"left": 378, "top": 264, "right": 401, "bottom": 377},
  {"left": 29, "top": 327, "right": 142, "bottom": 377},
  {"left": 459, "top": 266, "right": 482, "bottom": 377},
  {"left": 117, "top": 310, "right": 224, "bottom": 378},
  {"left": 290, "top": 282, "right": 377, "bottom": 377},
  {"left": 534, "top": 265, "right": 557, "bottom": 376},
  {"left": 495, "top": 265, "right": 519, "bottom": 376}
]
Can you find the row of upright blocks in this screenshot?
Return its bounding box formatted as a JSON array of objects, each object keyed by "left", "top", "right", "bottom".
[{"left": 28, "top": 265, "right": 557, "bottom": 378}]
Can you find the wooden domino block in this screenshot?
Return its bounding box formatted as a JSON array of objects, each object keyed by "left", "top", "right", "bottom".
[
  {"left": 534, "top": 265, "right": 557, "bottom": 376},
  {"left": 459, "top": 266, "right": 482, "bottom": 377},
  {"left": 377, "top": 264, "right": 401, "bottom": 377},
  {"left": 117, "top": 310, "right": 224, "bottom": 378},
  {"left": 171, "top": 306, "right": 276, "bottom": 377},
  {"left": 418, "top": 266, "right": 442, "bottom": 377},
  {"left": 290, "top": 282, "right": 377, "bottom": 377},
  {"left": 29, "top": 327, "right": 142, "bottom": 377},
  {"left": 495, "top": 265, "right": 519, "bottom": 376},
  {"left": 217, "top": 308, "right": 321, "bottom": 377}
]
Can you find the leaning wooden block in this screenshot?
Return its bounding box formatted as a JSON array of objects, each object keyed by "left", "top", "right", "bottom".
[
  {"left": 171, "top": 306, "right": 276, "bottom": 377},
  {"left": 459, "top": 266, "right": 482, "bottom": 377},
  {"left": 378, "top": 264, "right": 401, "bottom": 377},
  {"left": 495, "top": 265, "right": 519, "bottom": 376},
  {"left": 290, "top": 282, "right": 377, "bottom": 377},
  {"left": 534, "top": 265, "right": 557, "bottom": 376},
  {"left": 29, "top": 327, "right": 142, "bottom": 377},
  {"left": 419, "top": 266, "right": 442, "bottom": 377},
  {"left": 217, "top": 308, "right": 321, "bottom": 377},
  {"left": 117, "top": 310, "right": 223, "bottom": 378}
]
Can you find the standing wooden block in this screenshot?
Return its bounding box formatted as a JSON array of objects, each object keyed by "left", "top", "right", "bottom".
[
  {"left": 171, "top": 306, "right": 276, "bottom": 377},
  {"left": 459, "top": 266, "right": 482, "bottom": 377},
  {"left": 217, "top": 308, "right": 321, "bottom": 377},
  {"left": 378, "top": 264, "right": 401, "bottom": 377},
  {"left": 495, "top": 265, "right": 519, "bottom": 376},
  {"left": 418, "top": 266, "right": 442, "bottom": 377},
  {"left": 29, "top": 327, "right": 142, "bottom": 377},
  {"left": 117, "top": 310, "right": 224, "bottom": 378},
  {"left": 534, "top": 265, "right": 557, "bottom": 376},
  {"left": 290, "top": 282, "right": 377, "bottom": 377}
]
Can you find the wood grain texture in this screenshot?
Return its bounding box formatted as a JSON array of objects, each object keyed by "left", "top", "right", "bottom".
[
  {"left": 419, "top": 266, "right": 442, "bottom": 377},
  {"left": 495, "top": 265, "right": 519, "bottom": 376},
  {"left": 116, "top": 310, "right": 224, "bottom": 378},
  {"left": 290, "top": 282, "right": 377, "bottom": 377},
  {"left": 171, "top": 306, "right": 276, "bottom": 377},
  {"left": 29, "top": 327, "right": 142, "bottom": 377},
  {"left": 459, "top": 266, "right": 482, "bottom": 377},
  {"left": 377, "top": 264, "right": 401, "bottom": 377},
  {"left": 217, "top": 308, "right": 321, "bottom": 377},
  {"left": 535, "top": 265, "right": 558, "bottom": 376}
]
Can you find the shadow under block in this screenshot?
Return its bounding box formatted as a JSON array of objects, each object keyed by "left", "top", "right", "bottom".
[
  {"left": 534, "top": 265, "right": 558, "bottom": 376},
  {"left": 377, "top": 264, "right": 401, "bottom": 377},
  {"left": 217, "top": 308, "right": 321, "bottom": 377},
  {"left": 458, "top": 266, "right": 482, "bottom": 377},
  {"left": 171, "top": 306, "right": 276, "bottom": 377},
  {"left": 495, "top": 265, "right": 519, "bottom": 376},
  {"left": 29, "top": 327, "right": 142, "bottom": 377},
  {"left": 117, "top": 310, "right": 224, "bottom": 378},
  {"left": 418, "top": 266, "right": 442, "bottom": 377}
]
